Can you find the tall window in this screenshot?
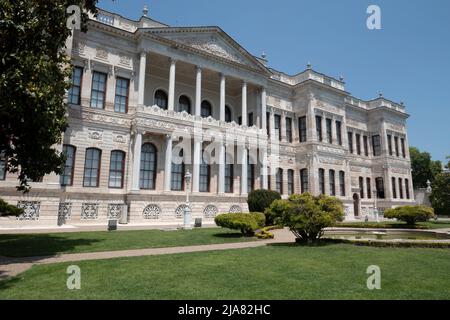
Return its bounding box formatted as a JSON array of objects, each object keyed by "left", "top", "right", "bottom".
[
  {"left": 299, "top": 116, "right": 307, "bottom": 142},
  {"left": 199, "top": 151, "right": 210, "bottom": 193},
  {"left": 225, "top": 105, "right": 232, "bottom": 123},
  {"left": 399, "top": 178, "right": 403, "bottom": 199},
  {"left": 0, "top": 153, "right": 6, "bottom": 181},
  {"left": 248, "top": 113, "right": 254, "bottom": 127},
  {"left": 109, "top": 150, "right": 125, "bottom": 188},
  {"left": 387, "top": 134, "right": 393, "bottom": 156},
  {"left": 266, "top": 112, "right": 270, "bottom": 138},
  {"left": 401, "top": 138, "right": 406, "bottom": 158},
  {"left": 316, "top": 116, "right": 322, "bottom": 142},
  {"left": 329, "top": 169, "right": 335, "bottom": 196},
  {"left": 367, "top": 177, "right": 372, "bottom": 199},
  {"left": 319, "top": 168, "right": 325, "bottom": 195},
  {"left": 375, "top": 177, "right": 385, "bottom": 199},
  {"left": 286, "top": 117, "right": 293, "bottom": 143},
  {"left": 326, "top": 118, "right": 332, "bottom": 144},
  {"left": 348, "top": 132, "right": 353, "bottom": 153},
  {"left": 90, "top": 71, "right": 107, "bottom": 109},
  {"left": 372, "top": 135, "right": 381, "bottom": 156},
  {"left": 287, "top": 169, "right": 294, "bottom": 195},
  {"left": 68, "top": 66, "right": 83, "bottom": 105},
  {"left": 224, "top": 150, "right": 233, "bottom": 193},
  {"left": 275, "top": 168, "right": 283, "bottom": 194},
  {"left": 356, "top": 134, "right": 361, "bottom": 155},
  {"left": 405, "top": 178, "right": 410, "bottom": 199},
  {"left": 247, "top": 155, "right": 255, "bottom": 193},
  {"left": 178, "top": 95, "right": 191, "bottom": 114},
  {"left": 359, "top": 177, "right": 364, "bottom": 198},
  {"left": 201, "top": 100, "right": 212, "bottom": 118},
  {"left": 274, "top": 114, "right": 281, "bottom": 141},
  {"left": 300, "top": 168, "right": 308, "bottom": 193},
  {"left": 339, "top": 171, "right": 345, "bottom": 196},
  {"left": 155, "top": 90, "right": 168, "bottom": 109},
  {"left": 394, "top": 136, "right": 399, "bottom": 157},
  {"left": 171, "top": 150, "right": 184, "bottom": 191},
  {"left": 336, "top": 120, "right": 342, "bottom": 145},
  {"left": 140, "top": 143, "right": 157, "bottom": 190},
  {"left": 363, "top": 136, "right": 369, "bottom": 156},
  {"left": 60, "top": 145, "right": 76, "bottom": 186},
  {"left": 392, "top": 177, "right": 397, "bottom": 199},
  {"left": 114, "top": 77, "right": 129, "bottom": 113},
  {"left": 83, "top": 148, "right": 101, "bottom": 187}
]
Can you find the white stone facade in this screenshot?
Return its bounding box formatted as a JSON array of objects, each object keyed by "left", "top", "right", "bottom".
[{"left": 0, "top": 8, "right": 415, "bottom": 228}]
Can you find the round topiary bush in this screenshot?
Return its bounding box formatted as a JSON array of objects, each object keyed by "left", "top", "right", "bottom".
[
  {"left": 214, "top": 212, "right": 265, "bottom": 236},
  {"left": 384, "top": 205, "right": 435, "bottom": 225},
  {"left": 247, "top": 190, "right": 281, "bottom": 225}
]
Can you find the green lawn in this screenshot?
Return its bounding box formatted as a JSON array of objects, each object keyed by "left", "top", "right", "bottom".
[
  {"left": 0, "top": 228, "right": 255, "bottom": 258},
  {"left": 1, "top": 244, "right": 450, "bottom": 299},
  {"left": 336, "top": 220, "right": 450, "bottom": 230}
]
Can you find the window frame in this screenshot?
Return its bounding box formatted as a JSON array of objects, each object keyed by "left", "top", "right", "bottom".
[
  {"left": 154, "top": 89, "right": 168, "bottom": 110},
  {"left": 367, "top": 177, "right": 372, "bottom": 199},
  {"left": 326, "top": 118, "right": 332, "bottom": 144},
  {"left": 363, "top": 135, "right": 369, "bottom": 156},
  {"left": 113, "top": 77, "right": 130, "bottom": 113},
  {"left": 300, "top": 168, "right": 308, "bottom": 194},
  {"left": 199, "top": 151, "right": 210, "bottom": 193},
  {"left": 375, "top": 177, "right": 385, "bottom": 199},
  {"left": 339, "top": 171, "right": 345, "bottom": 196},
  {"left": 359, "top": 176, "right": 364, "bottom": 198},
  {"left": 372, "top": 135, "right": 381, "bottom": 156},
  {"left": 319, "top": 168, "right": 325, "bottom": 195},
  {"left": 60, "top": 144, "right": 76, "bottom": 186},
  {"left": 275, "top": 168, "right": 283, "bottom": 194},
  {"left": 83, "top": 147, "right": 102, "bottom": 187},
  {"left": 201, "top": 100, "right": 212, "bottom": 118},
  {"left": 177, "top": 95, "right": 191, "bottom": 114},
  {"left": 139, "top": 143, "right": 157, "bottom": 190},
  {"left": 274, "top": 114, "right": 282, "bottom": 141},
  {"left": 392, "top": 177, "right": 397, "bottom": 199},
  {"left": 348, "top": 132, "right": 353, "bottom": 153},
  {"left": 286, "top": 117, "right": 293, "bottom": 143},
  {"left": 68, "top": 66, "right": 83, "bottom": 105},
  {"left": 316, "top": 116, "right": 322, "bottom": 142},
  {"left": 108, "top": 150, "right": 126, "bottom": 189},
  {"left": 299, "top": 116, "right": 307, "bottom": 142},
  {"left": 356, "top": 133, "right": 361, "bottom": 155},
  {"left": 336, "top": 120, "right": 342, "bottom": 145},
  {"left": 329, "top": 169, "right": 335, "bottom": 196},
  {"left": 287, "top": 169, "right": 294, "bottom": 195},
  {"left": 90, "top": 71, "right": 107, "bottom": 109}
]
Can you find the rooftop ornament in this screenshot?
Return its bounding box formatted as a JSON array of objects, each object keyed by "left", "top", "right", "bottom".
[
  {"left": 307, "top": 62, "right": 312, "bottom": 69},
  {"left": 143, "top": 5, "right": 149, "bottom": 17}
]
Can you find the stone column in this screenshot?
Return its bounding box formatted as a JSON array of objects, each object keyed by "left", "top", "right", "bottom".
[
  {"left": 331, "top": 117, "right": 336, "bottom": 145},
  {"left": 138, "top": 52, "right": 146, "bottom": 106},
  {"left": 241, "top": 147, "right": 248, "bottom": 195},
  {"left": 281, "top": 112, "right": 287, "bottom": 142},
  {"left": 219, "top": 74, "right": 226, "bottom": 121},
  {"left": 168, "top": 58, "right": 176, "bottom": 111},
  {"left": 307, "top": 94, "right": 316, "bottom": 141},
  {"left": 269, "top": 109, "right": 276, "bottom": 141},
  {"left": 321, "top": 114, "right": 326, "bottom": 143},
  {"left": 261, "top": 88, "right": 267, "bottom": 131},
  {"left": 241, "top": 81, "right": 247, "bottom": 126},
  {"left": 195, "top": 66, "right": 202, "bottom": 116},
  {"left": 261, "top": 148, "right": 268, "bottom": 189},
  {"left": 131, "top": 131, "right": 142, "bottom": 191},
  {"left": 164, "top": 135, "right": 173, "bottom": 192},
  {"left": 192, "top": 140, "right": 201, "bottom": 193}
]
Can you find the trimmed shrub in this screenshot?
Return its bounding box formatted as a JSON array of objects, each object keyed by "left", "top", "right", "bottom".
[
  {"left": 384, "top": 205, "right": 435, "bottom": 226},
  {"left": 430, "top": 172, "right": 450, "bottom": 216},
  {"left": 214, "top": 212, "right": 265, "bottom": 236},
  {"left": 0, "top": 198, "right": 23, "bottom": 217},
  {"left": 255, "top": 227, "right": 275, "bottom": 239},
  {"left": 247, "top": 190, "right": 281, "bottom": 225}
]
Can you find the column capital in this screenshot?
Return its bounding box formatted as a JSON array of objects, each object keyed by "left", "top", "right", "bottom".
[
  {"left": 169, "top": 57, "right": 177, "bottom": 64},
  {"left": 196, "top": 66, "right": 202, "bottom": 72}
]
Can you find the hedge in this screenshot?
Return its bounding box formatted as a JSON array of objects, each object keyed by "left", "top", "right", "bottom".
[{"left": 214, "top": 212, "right": 265, "bottom": 236}]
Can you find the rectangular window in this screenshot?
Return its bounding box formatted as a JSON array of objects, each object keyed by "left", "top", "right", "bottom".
[
  {"left": 339, "top": 171, "right": 345, "bottom": 196},
  {"left": 367, "top": 177, "right": 372, "bottom": 199},
  {"left": 363, "top": 136, "right": 369, "bottom": 156},
  {"left": 60, "top": 145, "right": 76, "bottom": 186},
  {"left": 171, "top": 162, "right": 184, "bottom": 191},
  {"left": 109, "top": 150, "right": 125, "bottom": 188},
  {"left": 326, "top": 118, "right": 332, "bottom": 144},
  {"left": 83, "top": 148, "right": 101, "bottom": 187},
  {"left": 319, "top": 168, "right": 325, "bottom": 195},
  {"left": 299, "top": 116, "right": 307, "bottom": 142},
  {"left": 401, "top": 138, "right": 406, "bottom": 158},
  {"left": 274, "top": 114, "right": 281, "bottom": 141},
  {"left": 375, "top": 177, "right": 385, "bottom": 199},
  {"left": 287, "top": 169, "right": 294, "bottom": 195},
  {"left": 275, "top": 168, "right": 283, "bottom": 194},
  {"left": 405, "top": 178, "right": 410, "bottom": 199},
  {"left": 392, "top": 177, "right": 397, "bottom": 199},
  {"left": 238, "top": 116, "right": 242, "bottom": 125},
  {"left": 372, "top": 135, "right": 381, "bottom": 156},
  {"left": 359, "top": 177, "right": 364, "bottom": 198},
  {"left": 68, "top": 67, "right": 83, "bottom": 105},
  {"left": 316, "top": 116, "right": 322, "bottom": 142},
  {"left": 199, "top": 153, "right": 210, "bottom": 192},
  {"left": 356, "top": 133, "right": 361, "bottom": 155},
  {"left": 394, "top": 136, "right": 399, "bottom": 157},
  {"left": 0, "top": 152, "right": 7, "bottom": 181},
  {"left": 266, "top": 112, "right": 270, "bottom": 138},
  {"left": 286, "top": 117, "right": 293, "bottom": 143},
  {"left": 387, "top": 134, "right": 393, "bottom": 156},
  {"left": 329, "top": 170, "right": 335, "bottom": 196},
  {"left": 90, "top": 71, "right": 107, "bottom": 109},
  {"left": 247, "top": 163, "right": 255, "bottom": 193},
  {"left": 114, "top": 77, "right": 129, "bottom": 113},
  {"left": 399, "top": 178, "right": 403, "bottom": 199},
  {"left": 248, "top": 113, "right": 254, "bottom": 127},
  {"left": 225, "top": 150, "right": 233, "bottom": 193},
  {"left": 336, "top": 121, "right": 342, "bottom": 145},
  {"left": 300, "top": 169, "right": 308, "bottom": 193},
  {"left": 348, "top": 132, "right": 353, "bottom": 153}
]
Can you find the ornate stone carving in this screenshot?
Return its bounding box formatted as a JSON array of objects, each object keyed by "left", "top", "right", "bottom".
[
  {"left": 318, "top": 156, "right": 344, "bottom": 165},
  {"left": 118, "top": 55, "right": 131, "bottom": 67},
  {"left": 175, "top": 204, "right": 190, "bottom": 219},
  {"left": 81, "top": 203, "right": 98, "bottom": 219},
  {"left": 317, "top": 145, "right": 345, "bottom": 155},
  {"left": 113, "top": 133, "right": 127, "bottom": 144},
  {"left": 229, "top": 205, "right": 242, "bottom": 213},
  {"left": 203, "top": 205, "right": 218, "bottom": 219},
  {"left": 58, "top": 202, "right": 72, "bottom": 220},
  {"left": 143, "top": 204, "right": 161, "bottom": 219},
  {"left": 108, "top": 204, "right": 123, "bottom": 219},
  {"left": 391, "top": 167, "right": 409, "bottom": 174},
  {"left": 95, "top": 48, "right": 109, "bottom": 60},
  {"left": 88, "top": 129, "right": 103, "bottom": 140},
  {"left": 16, "top": 201, "right": 40, "bottom": 221}
]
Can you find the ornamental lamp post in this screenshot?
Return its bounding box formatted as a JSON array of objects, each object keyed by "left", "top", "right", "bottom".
[{"left": 184, "top": 170, "right": 192, "bottom": 230}]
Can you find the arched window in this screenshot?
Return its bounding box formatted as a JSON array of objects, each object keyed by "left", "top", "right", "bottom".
[
  {"left": 225, "top": 105, "right": 232, "bottom": 123},
  {"left": 154, "top": 90, "right": 168, "bottom": 110},
  {"left": 276, "top": 168, "right": 283, "bottom": 194},
  {"left": 109, "top": 150, "right": 125, "bottom": 188},
  {"left": 61, "top": 145, "right": 76, "bottom": 186},
  {"left": 140, "top": 143, "right": 157, "bottom": 189},
  {"left": 178, "top": 95, "right": 191, "bottom": 114},
  {"left": 201, "top": 100, "right": 212, "bottom": 118},
  {"left": 83, "top": 148, "right": 101, "bottom": 187}
]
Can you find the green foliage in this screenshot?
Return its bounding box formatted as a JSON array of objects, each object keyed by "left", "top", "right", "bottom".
[
  {"left": 214, "top": 212, "right": 265, "bottom": 236},
  {"left": 0, "top": 0, "right": 97, "bottom": 191},
  {"left": 0, "top": 198, "right": 23, "bottom": 216},
  {"left": 384, "top": 205, "right": 435, "bottom": 225},
  {"left": 430, "top": 172, "right": 450, "bottom": 216},
  {"left": 247, "top": 189, "right": 281, "bottom": 224},
  {"left": 255, "top": 227, "right": 274, "bottom": 239},
  {"left": 265, "top": 193, "right": 344, "bottom": 243},
  {"left": 409, "top": 147, "right": 443, "bottom": 188}
]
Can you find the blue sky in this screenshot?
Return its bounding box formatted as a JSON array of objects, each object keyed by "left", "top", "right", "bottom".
[{"left": 98, "top": 0, "right": 450, "bottom": 163}]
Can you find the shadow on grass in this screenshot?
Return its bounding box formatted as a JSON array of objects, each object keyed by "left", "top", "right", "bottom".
[
  {"left": 268, "top": 239, "right": 346, "bottom": 248},
  {"left": 212, "top": 232, "right": 251, "bottom": 239},
  {"left": 0, "top": 274, "right": 21, "bottom": 291}
]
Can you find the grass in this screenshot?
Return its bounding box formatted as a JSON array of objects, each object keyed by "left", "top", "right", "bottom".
[
  {"left": 0, "top": 228, "right": 255, "bottom": 258},
  {"left": 1, "top": 244, "right": 450, "bottom": 299},
  {"left": 335, "top": 220, "right": 450, "bottom": 230}
]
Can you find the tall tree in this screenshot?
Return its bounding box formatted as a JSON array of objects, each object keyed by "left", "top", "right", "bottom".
[
  {"left": 430, "top": 173, "right": 450, "bottom": 216},
  {"left": 0, "top": 0, "right": 97, "bottom": 191},
  {"left": 409, "top": 147, "right": 442, "bottom": 188}
]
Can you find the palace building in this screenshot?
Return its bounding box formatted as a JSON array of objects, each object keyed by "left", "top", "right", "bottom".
[{"left": 0, "top": 7, "right": 415, "bottom": 228}]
